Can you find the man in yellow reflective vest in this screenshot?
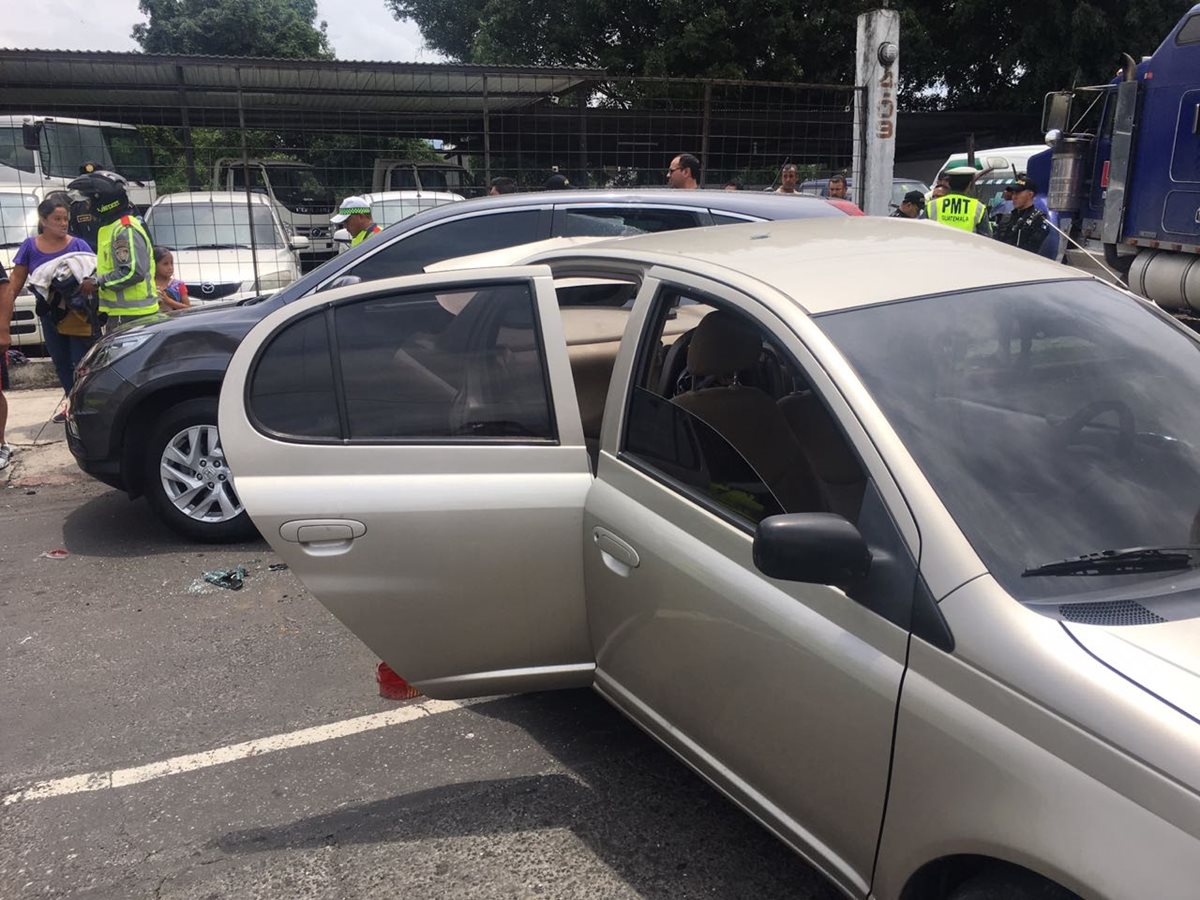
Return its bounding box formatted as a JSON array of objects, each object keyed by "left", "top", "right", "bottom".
[
  {"left": 70, "top": 171, "right": 157, "bottom": 331},
  {"left": 927, "top": 165, "right": 992, "bottom": 236},
  {"left": 331, "top": 195, "right": 382, "bottom": 248}
]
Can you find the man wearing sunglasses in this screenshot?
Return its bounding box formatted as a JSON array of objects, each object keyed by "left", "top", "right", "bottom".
[{"left": 666, "top": 154, "right": 700, "bottom": 190}]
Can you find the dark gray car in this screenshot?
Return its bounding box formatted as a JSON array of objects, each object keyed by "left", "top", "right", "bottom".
[{"left": 65, "top": 190, "right": 854, "bottom": 541}]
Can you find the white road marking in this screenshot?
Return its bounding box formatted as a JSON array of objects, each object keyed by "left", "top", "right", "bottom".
[{"left": 3, "top": 699, "right": 463, "bottom": 806}]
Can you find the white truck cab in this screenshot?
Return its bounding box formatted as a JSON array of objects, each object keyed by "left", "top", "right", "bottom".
[
  {"left": 0, "top": 115, "right": 157, "bottom": 211},
  {"left": 212, "top": 159, "right": 337, "bottom": 271}
]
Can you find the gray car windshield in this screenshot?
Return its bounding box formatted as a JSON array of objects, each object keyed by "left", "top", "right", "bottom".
[{"left": 819, "top": 279, "right": 1200, "bottom": 605}]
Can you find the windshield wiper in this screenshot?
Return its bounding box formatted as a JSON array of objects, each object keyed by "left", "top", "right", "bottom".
[
  {"left": 1022, "top": 545, "right": 1200, "bottom": 577},
  {"left": 180, "top": 243, "right": 251, "bottom": 250}
]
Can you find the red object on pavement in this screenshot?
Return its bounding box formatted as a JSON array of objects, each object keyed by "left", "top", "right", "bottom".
[{"left": 376, "top": 662, "right": 421, "bottom": 700}]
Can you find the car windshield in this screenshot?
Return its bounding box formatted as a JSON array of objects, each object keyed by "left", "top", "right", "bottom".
[
  {"left": 374, "top": 197, "right": 458, "bottom": 229},
  {"left": 819, "top": 279, "right": 1200, "bottom": 605},
  {"left": 264, "top": 165, "right": 334, "bottom": 207},
  {"left": 0, "top": 192, "right": 36, "bottom": 248},
  {"left": 147, "top": 202, "right": 284, "bottom": 250}
]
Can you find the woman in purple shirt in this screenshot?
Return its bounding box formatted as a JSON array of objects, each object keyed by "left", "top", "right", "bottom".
[{"left": 8, "top": 196, "right": 96, "bottom": 396}]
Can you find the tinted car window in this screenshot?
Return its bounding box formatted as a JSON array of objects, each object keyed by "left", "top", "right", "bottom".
[
  {"left": 348, "top": 211, "right": 544, "bottom": 281},
  {"left": 560, "top": 207, "right": 703, "bottom": 237},
  {"left": 625, "top": 387, "right": 785, "bottom": 525},
  {"left": 334, "top": 283, "right": 555, "bottom": 441},
  {"left": 249, "top": 311, "right": 340, "bottom": 439},
  {"left": 711, "top": 212, "right": 759, "bottom": 226}
]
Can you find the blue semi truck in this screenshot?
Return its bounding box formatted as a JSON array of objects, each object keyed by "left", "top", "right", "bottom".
[{"left": 1029, "top": 5, "right": 1200, "bottom": 311}]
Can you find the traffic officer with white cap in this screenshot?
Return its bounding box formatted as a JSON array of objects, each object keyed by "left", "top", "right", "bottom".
[
  {"left": 331, "top": 195, "right": 381, "bottom": 248},
  {"left": 927, "top": 165, "right": 992, "bottom": 236}
]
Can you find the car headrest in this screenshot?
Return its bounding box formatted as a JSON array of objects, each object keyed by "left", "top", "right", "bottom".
[{"left": 687, "top": 310, "right": 762, "bottom": 379}]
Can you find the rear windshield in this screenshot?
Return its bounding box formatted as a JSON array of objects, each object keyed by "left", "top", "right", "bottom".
[{"left": 820, "top": 280, "right": 1200, "bottom": 606}]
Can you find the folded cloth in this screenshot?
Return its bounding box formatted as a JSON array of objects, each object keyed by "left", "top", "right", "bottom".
[{"left": 26, "top": 251, "right": 97, "bottom": 292}]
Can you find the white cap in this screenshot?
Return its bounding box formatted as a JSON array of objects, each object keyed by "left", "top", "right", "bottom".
[{"left": 331, "top": 195, "right": 371, "bottom": 224}]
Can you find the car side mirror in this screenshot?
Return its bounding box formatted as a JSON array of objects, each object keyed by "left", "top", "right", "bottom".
[
  {"left": 752, "top": 513, "right": 871, "bottom": 587},
  {"left": 333, "top": 227, "right": 351, "bottom": 244},
  {"left": 289, "top": 235, "right": 311, "bottom": 250},
  {"left": 22, "top": 122, "right": 41, "bottom": 151}
]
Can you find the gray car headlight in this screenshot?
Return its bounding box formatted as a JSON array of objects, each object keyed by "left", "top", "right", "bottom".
[{"left": 77, "top": 332, "right": 154, "bottom": 374}]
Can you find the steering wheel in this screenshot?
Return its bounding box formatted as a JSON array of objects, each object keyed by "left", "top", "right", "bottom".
[{"left": 1055, "top": 399, "right": 1137, "bottom": 459}]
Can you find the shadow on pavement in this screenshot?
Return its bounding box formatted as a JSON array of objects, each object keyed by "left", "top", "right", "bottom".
[
  {"left": 215, "top": 691, "right": 841, "bottom": 900},
  {"left": 62, "top": 489, "right": 268, "bottom": 558}
]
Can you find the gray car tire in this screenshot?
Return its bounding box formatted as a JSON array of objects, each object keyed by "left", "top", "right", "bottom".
[{"left": 143, "top": 397, "right": 258, "bottom": 544}]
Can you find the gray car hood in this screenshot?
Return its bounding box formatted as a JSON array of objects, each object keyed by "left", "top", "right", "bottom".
[{"left": 1065, "top": 620, "right": 1200, "bottom": 723}]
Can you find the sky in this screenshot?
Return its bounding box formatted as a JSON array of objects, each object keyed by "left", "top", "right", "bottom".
[{"left": 1, "top": 0, "right": 446, "bottom": 62}]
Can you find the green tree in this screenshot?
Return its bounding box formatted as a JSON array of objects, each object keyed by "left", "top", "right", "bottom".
[
  {"left": 385, "top": 0, "right": 1189, "bottom": 109},
  {"left": 132, "top": 0, "right": 334, "bottom": 59}
]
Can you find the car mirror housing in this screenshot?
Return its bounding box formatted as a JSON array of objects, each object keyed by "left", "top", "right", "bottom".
[
  {"left": 753, "top": 513, "right": 872, "bottom": 587},
  {"left": 332, "top": 227, "right": 351, "bottom": 244},
  {"left": 289, "top": 235, "right": 311, "bottom": 250}
]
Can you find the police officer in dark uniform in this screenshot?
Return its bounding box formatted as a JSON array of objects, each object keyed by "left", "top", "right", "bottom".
[
  {"left": 994, "top": 176, "right": 1050, "bottom": 254},
  {"left": 68, "top": 161, "right": 102, "bottom": 251}
]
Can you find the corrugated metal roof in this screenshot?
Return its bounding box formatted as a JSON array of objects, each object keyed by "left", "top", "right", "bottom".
[{"left": 0, "top": 50, "right": 604, "bottom": 126}]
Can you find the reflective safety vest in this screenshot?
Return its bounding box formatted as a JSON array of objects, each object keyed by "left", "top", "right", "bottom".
[
  {"left": 928, "top": 194, "right": 987, "bottom": 233},
  {"left": 97, "top": 215, "right": 157, "bottom": 317},
  {"left": 350, "top": 223, "right": 382, "bottom": 247}
]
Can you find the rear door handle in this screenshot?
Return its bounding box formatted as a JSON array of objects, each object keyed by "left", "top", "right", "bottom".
[
  {"left": 593, "top": 527, "right": 640, "bottom": 576},
  {"left": 280, "top": 518, "right": 366, "bottom": 555}
]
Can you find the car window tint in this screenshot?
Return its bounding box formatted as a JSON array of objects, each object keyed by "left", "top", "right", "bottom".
[
  {"left": 348, "top": 211, "right": 543, "bottom": 281},
  {"left": 625, "top": 387, "right": 785, "bottom": 525},
  {"left": 334, "top": 283, "right": 555, "bottom": 441},
  {"left": 249, "top": 311, "right": 340, "bottom": 439},
  {"left": 623, "top": 286, "right": 868, "bottom": 526},
  {"left": 711, "top": 213, "right": 757, "bottom": 226},
  {"left": 560, "top": 207, "right": 702, "bottom": 237}
]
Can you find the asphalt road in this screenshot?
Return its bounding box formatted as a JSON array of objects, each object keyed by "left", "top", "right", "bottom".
[{"left": 0, "top": 482, "right": 843, "bottom": 899}]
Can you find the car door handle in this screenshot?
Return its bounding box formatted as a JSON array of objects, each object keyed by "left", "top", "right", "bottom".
[
  {"left": 593, "top": 527, "right": 640, "bottom": 576},
  {"left": 279, "top": 518, "right": 366, "bottom": 555}
]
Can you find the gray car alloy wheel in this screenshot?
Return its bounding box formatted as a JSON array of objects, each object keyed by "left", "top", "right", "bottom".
[{"left": 159, "top": 424, "right": 244, "bottom": 523}]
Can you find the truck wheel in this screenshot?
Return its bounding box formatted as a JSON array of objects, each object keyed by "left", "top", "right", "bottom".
[{"left": 143, "top": 397, "right": 258, "bottom": 544}]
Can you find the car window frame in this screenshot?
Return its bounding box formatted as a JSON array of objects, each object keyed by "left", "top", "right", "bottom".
[
  {"left": 314, "top": 205, "right": 554, "bottom": 291},
  {"left": 244, "top": 271, "right": 567, "bottom": 448},
  {"left": 552, "top": 203, "right": 712, "bottom": 238},
  {"left": 603, "top": 264, "right": 921, "bottom": 555},
  {"left": 614, "top": 280, "right": 826, "bottom": 534}
]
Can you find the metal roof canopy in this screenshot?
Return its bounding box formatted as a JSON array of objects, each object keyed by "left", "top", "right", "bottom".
[{"left": 0, "top": 50, "right": 605, "bottom": 127}]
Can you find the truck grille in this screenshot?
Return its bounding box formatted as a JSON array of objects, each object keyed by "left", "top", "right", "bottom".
[{"left": 185, "top": 281, "right": 242, "bottom": 301}]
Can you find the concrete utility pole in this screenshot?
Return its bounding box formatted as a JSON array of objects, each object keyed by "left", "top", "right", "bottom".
[{"left": 851, "top": 8, "right": 900, "bottom": 216}]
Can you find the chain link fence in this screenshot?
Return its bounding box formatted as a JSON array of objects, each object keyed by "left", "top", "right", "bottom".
[{"left": 0, "top": 52, "right": 861, "bottom": 344}]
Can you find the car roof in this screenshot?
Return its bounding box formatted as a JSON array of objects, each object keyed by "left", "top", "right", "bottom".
[
  {"left": 152, "top": 191, "right": 273, "bottom": 206},
  {"left": 398, "top": 188, "right": 845, "bottom": 220},
  {"left": 800, "top": 176, "right": 925, "bottom": 185},
  {"left": 365, "top": 190, "right": 464, "bottom": 204},
  {"left": 532, "top": 217, "right": 1090, "bottom": 314}
]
